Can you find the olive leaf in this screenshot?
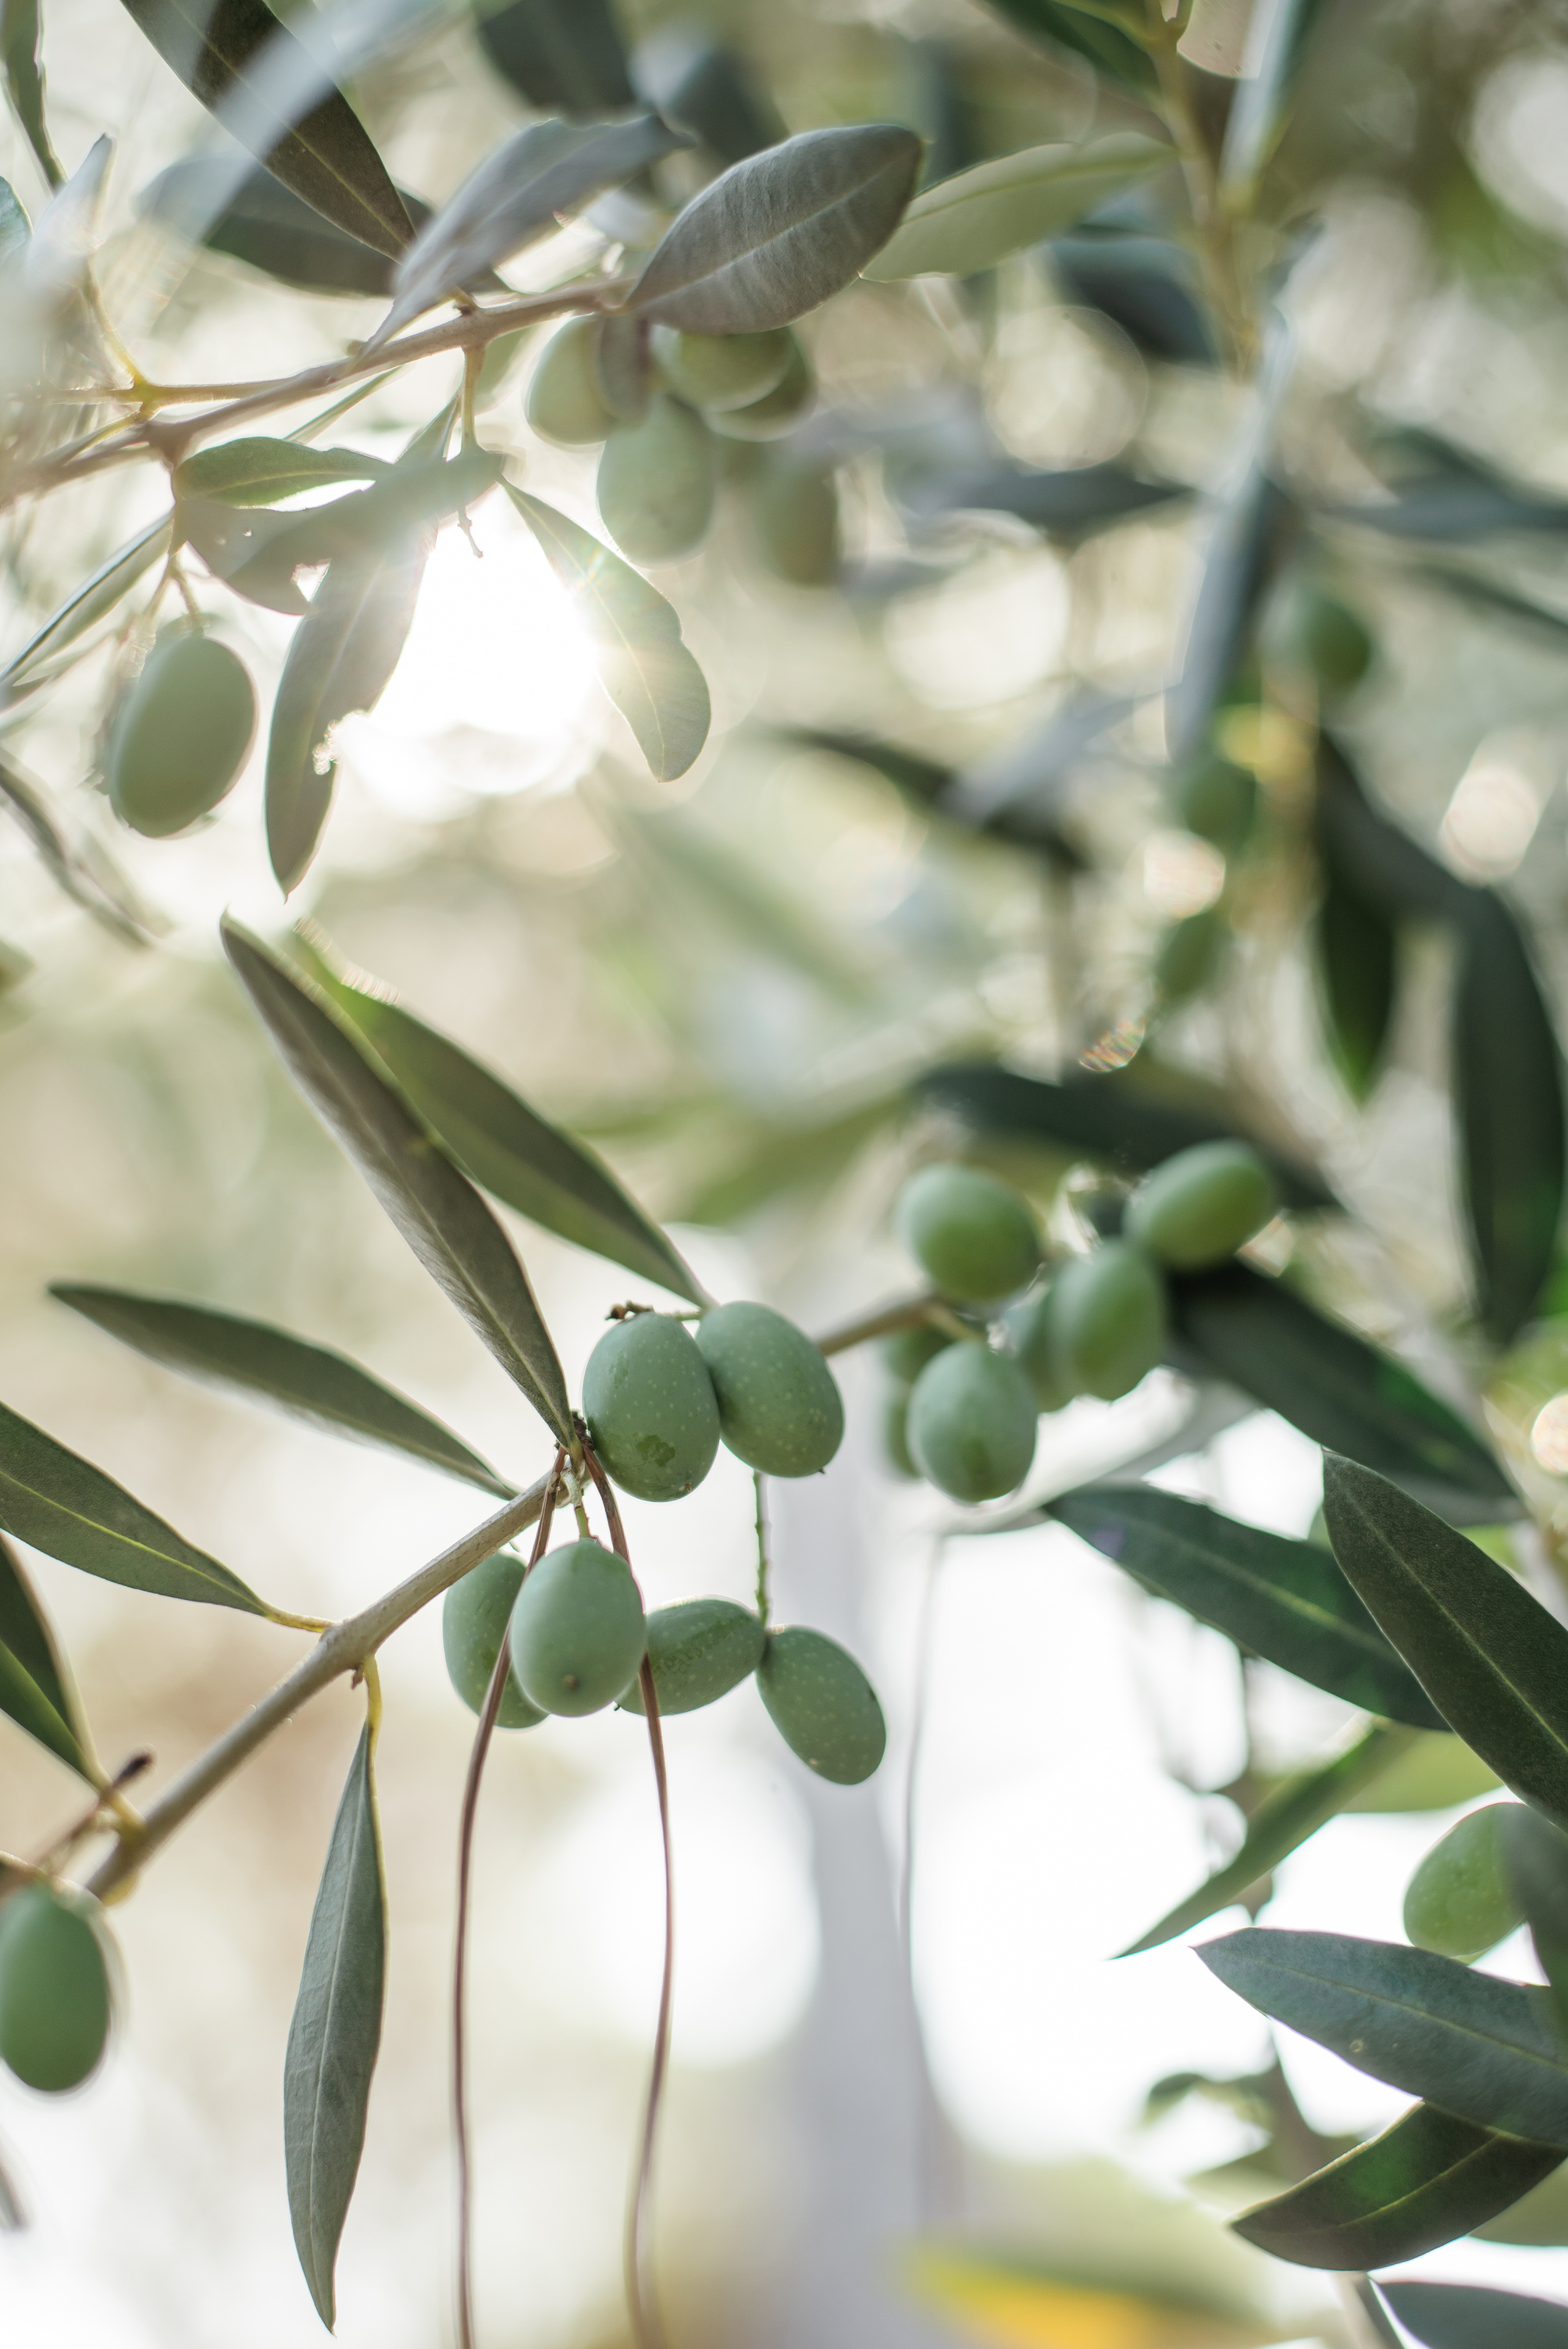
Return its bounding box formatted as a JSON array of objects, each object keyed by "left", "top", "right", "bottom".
[
  {"left": 1048, "top": 229, "right": 1215, "bottom": 365},
  {"left": 284, "top": 1723, "right": 385, "bottom": 2330},
  {"left": 1051, "top": 1487, "right": 1444, "bottom": 1727},
  {"left": 0, "top": 1534, "right": 91, "bottom": 1777},
  {"left": 1231, "top": 2102, "right": 1563, "bottom": 2270},
  {"left": 1500, "top": 1808, "right": 1568, "bottom": 2042},
  {"left": 475, "top": 0, "right": 635, "bottom": 113},
  {"left": 295, "top": 932, "right": 708, "bottom": 1303},
  {"left": 508, "top": 488, "right": 710, "bottom": 780},
  {"left": 2, "top": 0, "right": 61, "bottom": 189},
  {"left": 980, "top": 0, "right": 1156, "bottom": 91},
  {"left": 0, "top": 514, "right": 172, "bottom": 693},
  {"left": 116, "top": 0, "right": 414, "bottom": 259},
  {"left": 1315, "top": 823, "right": 1396, "bottom": 1101},
  {"left": 628, "top": 123, "right": 924, "bottom": 333},
  {"left": 864, "top": 134, "right": 1167, "bottom": 280},
  {"left": 223, "top": 923, "right": 573, "bottom": 1445},
  {"left": 1381, "top": 2279, "right": 1568, "bottom": 2348},
  {"left": 0, "top": 751, "right": 153, "bottom": 944},
  {"left": 900, "top": 459, "right": 1184, "bottom": 540},
  {"left": 1323, "top": 1455, "right": 1568, "bottom": 1827},
  {"left": 174, "top": 439, "right": 391, "bottom": 508},
  {"left": 632, "top": 27, "right": 782, "bottom": 166},
  {"left": 49, "top": 1285, "right": 512, "bottom": 1498},
  {"left": 1316, "top": 733, "right": 1463, "bottom": 922},
  {"left": 139, "top": 158, "right": 451, "bottom": 297},
  {"left": 0, "top": 1399, "right": 266, "bottom": 1613}
]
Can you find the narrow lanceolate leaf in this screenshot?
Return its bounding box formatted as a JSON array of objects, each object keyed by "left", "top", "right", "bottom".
[
  {"left": 1499, "top": 1805, "right": 1568, "bottom": 2040},
  {"left": 1452, "top": 891, "right": 1566, "bottom": 1346},
  {"left": 174, "top": 439, "right": 390, "bottom": 508},
  {"left": 115, "top": 0, "right": 414, "bottom": 258},
  {"left": 2, "top": 0, "right": 62, "bottom": 188},
  {"left": 1122, "top": 1724, "right": 1410, "bottom": 1955},
  {"left": 508, "top": 489, "right": 709, "bottom": 780},
  {"left": 0, "top": 515, "right": 172, "bottom": 690},
  {"left": 1231, "top": 2102, "right": 1563, "bottom": 2270},
  {"left": 284, "top": 1725, "right": 385, "bottom": 2330},
  {"left": 475, "top": 0, "right": 635, "bottom": 113},
  {"left": 864, "top": 134, "right": 1167, "bottom": 280},
  {"left": 140, "top": 157, "right": 429, "bottom": 296},
  {"left": 980, "top": 0, "right": 1156, "bottom": 91},
  {"left": 297, "top": 938, "right": 707, "bottom": 1303},
  {"left": 0, "top": 752, "right": 152, "bottom": 944},
  {"left": 1382, "top": 2279, "right": 1568, "bottom": 2348},
  {"left": 629, "top": 123, "right": 924, "bottom": 333},
  {"left": 1200, "top": 1928, "right": 1568, "bottom": 2145},
  {"left": 49, "top": 1285, "right": 511, "bottom": 1498},
  {"left": 0, "top": 1399, "right": 265, "bottom": 1612},
  {"left": 223, "top": 924, "right": 572, "bottom": 1443},
  {"left": 900, "top": 458, "right": 1182, "bottom": 540},
  {"left": 1324, "top": 1455, "right": 1568, "bottom": 1828},
  {"left": 0, "top": 1535, "right": 90, "bottom": 1777},
  {"left": 1315, "top": 828, "right": 1396, "bottom": 1100},
  {"left": 1052, "top": 1487, "right": 1443, "bottom": 1727}
]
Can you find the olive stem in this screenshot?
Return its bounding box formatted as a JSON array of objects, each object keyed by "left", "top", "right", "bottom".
[
  {"left": 753, "top": 1473, "right": 771, "bottom": 1626},
  {"left": 813, "top": 1290, "right": 950, "bottom": 1357}
]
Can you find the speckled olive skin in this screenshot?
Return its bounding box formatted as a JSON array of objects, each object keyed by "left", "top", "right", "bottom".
[
  {"left": 894, "top": 1163, "right": 1041, "bottom": 1306},
  {"left": 757, "top": 1626, "right": 886, "bottom": 1784},
  {"left": 907, "top": 1343, "right": 1038, "bottom": 1504},
  {"left": 1124, "top": 1142, "right": 1278, "bottom": 1271},
  {"left": 596, "top": 395, "right": 716, "bottom": 564},
  {"left": 650, "top": 325, "right": 792, "bottom": 412},
  {"left": 442, "top": 1550, "right": 544, "bottom": 1729},
  {"left": 707, "top": 339, "right": 813, "bottom": 440},
  {"left": 508, "top": 1538, "right": 647, "bottom": 1717},
  {"left": 0, "top": 1883, "right": 112, "bottom": 2092},
  {"left": 1403, "top": 1805, "right": 1524, "bottom": 1961},
  {"left": 108, "top": 632, "right": 256, "bottom": 837},
  {"left": 526, "top": 317, "right": 618, "bottom": 446},
  {"left": 618, "top": 1598, "right": 766, "bottom": 1715},
  {"left": 1002, "top": 1284, "right": 1077, "bottom": 1412},
  {"left": 583, "top": 1311, "right": 721, "bottom": 1502},
  {"left": 695, "top": 1302, "right": 844, "bottom": 1477},
  {"left": 1047, "top": 1242, "right": 1167, "bottom": 1402}
]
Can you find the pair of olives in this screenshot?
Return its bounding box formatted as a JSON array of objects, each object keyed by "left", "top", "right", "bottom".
[
  {"left": 105, "top": 627, "right": 257, "bottom": 838},
  {"left": 0, "top": 1879, "right": 113, "bottom": 2094}
]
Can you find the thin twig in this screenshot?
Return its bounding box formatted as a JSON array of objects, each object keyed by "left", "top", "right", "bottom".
[
  {"left": 813, "top": 1290, "right": 946, "bottom": 1357},
  {"left": 753, "top": 1472, "right": 771, "bottom": 1625}
]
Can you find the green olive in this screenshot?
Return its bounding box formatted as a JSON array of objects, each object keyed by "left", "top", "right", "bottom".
[
  {"left": 1176, "top": 754, "right": 1256, "bottom": 852},
  {"left": 754, "top": 465, "right": 839, "bottom": 587},
  {"left": 441, "top": 1551, "right": 545, "bottom": 1729},
  {"left": 525, "top": 317, "right": 618, "bottom": 446},
  {"left": 650, "top": 325, "right": 792, "bottom": 413},
  {"left": 756, "top": 1626, "right": 886, "bottom": 1784},
  {"left": 597, "top": 395, "right": 716, "bottom": 565},
  {"left": 1265, "top": 581, "right": 1374, "bottom": 699},
  {"left": 694, "top": 1301, "right": 844, "bottom": 1477},
  {"left": 0, "top": 1881, "right": 112, "bottom": 2092},
  {"left": 1047, "top": 1242, "right": 1167, "bottom": 1401},
  {"left": 107, "top": 630, "right": 255, "bottom": 838},
  {"left": 582, "top": 1311, "right": 722, "bottom": 1503},
  {"left": 1124, "top": 1142, "right": 1279, "bottom": 1271},
  {"left": 1002, "top": 1282, "right": 1078, "bottom": 1412},
  {"left": 907, "top": 1343, "right": 1038, "bottom": 1503},
  {"left": 893, "top": 1162, "right": 1041, "bottom": 1307},
  {"left": 508, "top": 1538, "right": 647, "bottom": 1717},
  {"left": 878, "top": 1322, "right": 953, "bottom": 1386},
  {"left": 707, "top": 337, "right": 814, "bottom": 440},
  {"left": 618, "top": 1598, "right": 766, "bottom": 1715},
  {"left": 1154, "top": 909, "right": 1224, "bottom": 1004},
  {"left": 1403, "top": 1805, "right": 1525, "bottom": 1961}
]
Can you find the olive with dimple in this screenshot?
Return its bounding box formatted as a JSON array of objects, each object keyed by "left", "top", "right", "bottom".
[
  {"left": 0, "top": 1881, "right": 112, "bottom": 2093},
  {"left": 708, "top": 338, "right": 814, "bottom": 440},
  {"left": 618, "top": 1598, "right": 766, "bottom": 1715},
  {"left": 1047, "top": 1242, "right": 1166, "bottom": 1401},
  {"left": 695, "top": 1301, "right": 843, "bottom": 1477},
  {"left": 1154, "top": 909, "right": 1224, "bottom": 1004},
  {"left": 754, "top": 465, "right": 839, "bottom": 587},
  {"left": 1403, "top": 1805, "right": 1524, "bottom": 1961},
  {"left": 894, "top": 1163, "right": 1041, "bottom": 1307},
  {"left": 757, "top": 1626, "right": 886, "bottom": 1784},
  {"left": 107, "top": 630, "right": 256, "bottom": 838},
  {"left": 907, "top": 1343, "right": 1038, "bottom": 1504},
  {"left": 1003, "top": 1282, "right": 1078, "bottom": 1413},
  {"left": 525, "top": 317, "right": 619, "bottom": 446},
  {"left": 1124, "top": 1142, "right": 1278, "bottom": 1271},
  {"left": 1176, "top": 754, "right": 1256, "bottom": 852},
  {"left": 650, "top": 325, "right": 792, "bottom": 413},
  {"left": 442, "top": 1550, "right": 544, "bottom": 1729},
  {"left": 878, "top": 1322, "right": 953, "bottom": 1387},
  {"left": 583, "top": 1311, "right": 721, "bottom": 1502},
  {"left": 597, "top": 395, "right": 716, "bottom": 565},
  {"left": 508, "top": 1538, "right": 647, "bottom": 1717}
]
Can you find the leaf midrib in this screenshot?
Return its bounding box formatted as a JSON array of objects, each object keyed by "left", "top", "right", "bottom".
[{"left": 0, "top": 1456, "right": 255, "bottom": 1607}]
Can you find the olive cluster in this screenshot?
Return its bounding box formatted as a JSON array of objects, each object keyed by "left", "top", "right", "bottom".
[
  {"left": 0, "top": 1878, "right": 113, "bottom": 2094},
  {"left": 103, "top": 626, "right": 258, "bottom": 840},
  {"left": 443, "top": 1300, "right": 886, "bottom": 1785},
  {"left": 883, "top": 1144, "right": 1281, "bottom": 1505}
]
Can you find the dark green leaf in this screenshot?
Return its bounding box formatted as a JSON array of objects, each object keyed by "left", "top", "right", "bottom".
[
  {"left": 173, "top": 438, "right": 390, "bottom": 508},
  {"left": 1231, "top": 2103, "right": 1561, "bottom": 2269},
  {"left": 0, "top": 515, "right": 172, "bottom": 690},
  {"left": 140, "top": 159, "right": 454, "bottom": 296},
  {"left": 1382, "top": 2280, "right": 1568, "bottom": 2347},
  {"left": 1340, "top": 444, "right": 1568, "bottom": 540},
  {"left": 1315, "top": 825, "right": 1396, "bottom": 1100},
  {"left": 1047, "top": 230, "right": 1216, "bottom": 365},
  {"left": 1500, "top": 1807, "right": 1568, "bottom": 2043},
  {"left": 1200, "top": 1927, "right": 1568, "bottom": 2144},
  {"left": 1051, "top": 1486, "right": 1444, "bottom": 1727},
  {"left": 284, "top": 1724, "right": 385, "bottom": 2329},
  {"left": 475, "top": 0, "right": 634, "bottom": 112},
  {"left": 629, "top": 123, "right": 924, "bottom": 334},
  {"left": 632, "top": 27, "right": 781, "bottom": 165},
  {"left": 296, "top": 936, "right": 707, "bottom": 1304},
  {"left": 0, "top": 1534, "right": 90, "bottom": 1777},
  {"left": 0, "top": 1399, "right": 266, "bottom": 1612},
  {"left": 773, "top": 725, "right": 953, "bottom": 806},
  {"left": 900, "top": 459, "right": 1183, "bottom": 540},
  {"left": 2, "top": 0, "right": 61, "bottom": 188},
  {"left": 980, "top": 0, "right": 1156, "bottom": 91},
  {"left": 116, "top": 0, "right": 414, "bottom": 258},
  {"left": 507, "top": 489, "right": 710, "bottom": 779},
  {"left": 49, "top": 1285, "right": 511, "bottom": 1498},
  {"left": 1324, "top": 1455, "right": 1568, "bottom": 1824},
  {"left": 1417, "top": 562, "right": 1568, "bottom": 651},
  {"left": 864, "top": 134, "right": 1167, "bottom": 279},
  {"left": 1171, "top": 1267, "right": 1517, "bottom": 1522},
  {"left": 223, "top": 924, "right": 572, "bottom": 1444},
  {"left": 1317, "top": 734, "right": 1466, "bottom": 922}
]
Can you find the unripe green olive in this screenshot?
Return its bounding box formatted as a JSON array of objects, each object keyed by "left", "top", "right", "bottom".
[
  {"left": 1176, "top": 754, "right": 1256, "bottom": 852},
  {"left": 757, "top": 1625, "right": 886, "bottom": 1784},
  {"left": 907, "top": 1343, "right": 1038, "bottom": 1503},
  {"left": 1403, "top": 1805, "right": 1524, "bottom": 1961},
  {"left": 1047, "top": 1242, "right": 1167, "bottom": 1402},
  {"left": 582, "top": 1311, "right": 722, "bottom": 1503},
  {"left": 525, "top": 317, "right": 618, "bottom": 445},
  {"left": 1124, "top": 1142, "right": 1278, "bottom": 1271},
  {"left": 882, "top": 1388, "right": 918, "bottom": 1479},
  {"left": 1154, "top": 909, "right": 1224, "bottom": 1004},
  {"left": 1265, "top": 581, "right": 1374, "bottom": 700},
  {"left": 508, "top": 1538, "right": 647, "bottom": 1717},
  {"left": 442, "top": 1551, "right": 545, "bottom": 1729},
  {"left": 694, "top": 1301, "right": 843, "bottom": 1477},
  {"left": 707, "top": 337, "right": 814, "bottom": 440},
  {"left": 1002, "top": 1283, "right": 1078, "bottom": 1413},
  {"left": 107, "top": 630, "right": 255, "bottom": 838},
  {"left": 754, "top": 465, "right": 839, "bottom": 587},
  {"left": 893, "top": 1162, "right": 1041, "bottom": 1307},
  {"left": 618, "top": 1597, "right": 766, "bottom": 1715},
  {"left": 650, "top": 325, "right": 792, "bottom": 413},
  {"left": 0, "top": 1881, "right": 112, "bottom": 2092},
  {"left": 597, "top": 395, "right": 716, "bottom": 565},
  {"left": 878, "top": 1322, "right": 953, "bottom": 1387}
]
